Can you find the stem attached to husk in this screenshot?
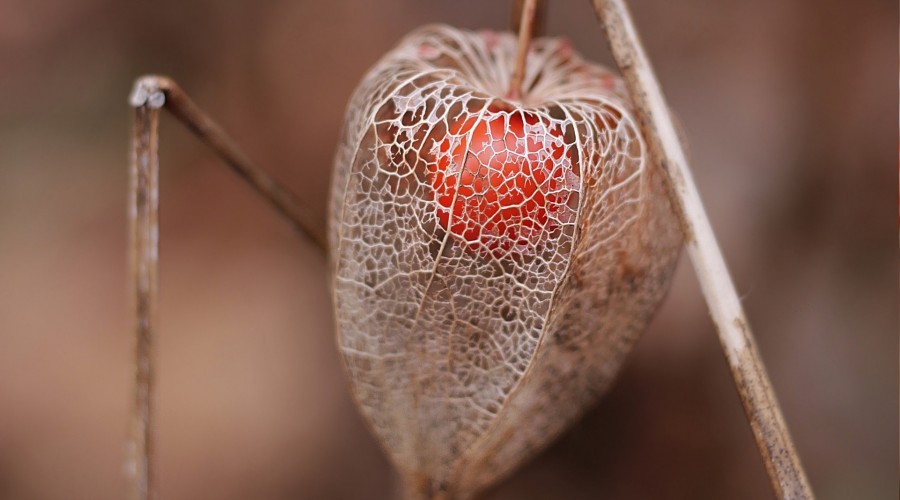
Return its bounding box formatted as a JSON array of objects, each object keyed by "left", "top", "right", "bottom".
[{"left": 508, "top": 0, "right": 539, "bottom": 100}]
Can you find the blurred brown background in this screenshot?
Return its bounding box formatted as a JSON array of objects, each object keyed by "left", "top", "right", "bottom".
[{"left": 0, "top": 1, "right": 895, "bottom": 499}]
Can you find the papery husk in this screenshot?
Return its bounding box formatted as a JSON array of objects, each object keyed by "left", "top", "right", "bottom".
[{"left": 329, "top": 25, "right": 681, "bottom": 499}]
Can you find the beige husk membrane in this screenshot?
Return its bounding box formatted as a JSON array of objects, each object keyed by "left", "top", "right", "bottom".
[{"left": 329, "top": 25, "right": 681, "bottom": 499}]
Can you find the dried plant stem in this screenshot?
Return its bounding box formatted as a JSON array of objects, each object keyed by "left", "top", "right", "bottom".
[
  {"left": 591, "top": 1, "right": 814, "bottom": 498},
  {"left": 508, "top": 0, "right": 539, "bottom": 100},
  {"left": 126, "top": 75, "right": 326, "bottom": 500},
  {"left": 128, "top": 103, "right": 160, "bottom": 500},
  {"left": 510, "top": 0, "right": 546, "bottom": 38},
  {"left": 129, "top": 76, "right": 328, "bottom": 250}
]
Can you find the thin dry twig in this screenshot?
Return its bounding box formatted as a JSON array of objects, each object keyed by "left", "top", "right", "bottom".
[
  {"left": 508, "top": 0, "right": 539, "bottom": 100},
  {"left": 129, "top": 76, "right": 328, "bottom": 250},
  {"left": 590, "top": 1, "right": 814, "bottom": 498},
  {"left": 510, "top": 0, "right": 546, "bottom": 38},
  {"left": 126, "top": 75, "right": 326, "bottom": 500},
  {"left": 127, "top": 102, "right": 160, "bottom": 500}
]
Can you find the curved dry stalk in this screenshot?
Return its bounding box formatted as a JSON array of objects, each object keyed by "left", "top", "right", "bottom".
[
  {"left": 590, "top": 1, "right": 814, "bottom": 498},
  {"left": 126, "top": 75, "right": 325, "bottom": 500},
  {"left": 129, "top": 76, "right": 327, "bottom": 250}
]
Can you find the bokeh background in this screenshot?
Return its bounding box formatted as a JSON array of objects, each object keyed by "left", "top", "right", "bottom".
[{"left": 0, "top": 1, "right": 895, "bottom": 499}]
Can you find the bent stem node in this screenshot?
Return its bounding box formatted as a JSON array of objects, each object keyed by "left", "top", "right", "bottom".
[{"left": 126, "top": 75, "right": 325, "bottom": 500}]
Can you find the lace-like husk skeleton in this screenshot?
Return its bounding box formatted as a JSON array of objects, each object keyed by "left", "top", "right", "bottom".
[{"left": 329, "top": 25, "right": 682, "bottom": 499}]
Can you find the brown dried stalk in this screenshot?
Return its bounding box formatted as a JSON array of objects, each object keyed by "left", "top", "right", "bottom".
[
  {"left": 510, "top": 0, "right": 546, "bottom": 39},
  {"left": 126, "top": 75, "right": 324, "bottom": 500},
  {"left": 591, "top": 1, "right": 814, "bottom": 498},
  {"left": 127, "top": 101, "right": 159, "bottom": 500},
  {"left": 129, "top": 76, "right": 327, "bottom": 250},
  {"left": 507, "top": 0, "right": 539, "bottom": 100}
]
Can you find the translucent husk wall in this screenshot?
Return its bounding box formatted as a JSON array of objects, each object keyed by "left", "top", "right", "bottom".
[{"left": 329, "top": 25, "right": 681, "bottom": 499}]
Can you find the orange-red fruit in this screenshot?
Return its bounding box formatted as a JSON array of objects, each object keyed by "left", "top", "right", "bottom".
[{"left": 429, "top": 107, "right": 574, "bottom": 256}]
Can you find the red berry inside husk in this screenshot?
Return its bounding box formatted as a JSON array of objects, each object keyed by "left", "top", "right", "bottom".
[{"left": 429, "top": 106, "right": 575, "bottom": 257}]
